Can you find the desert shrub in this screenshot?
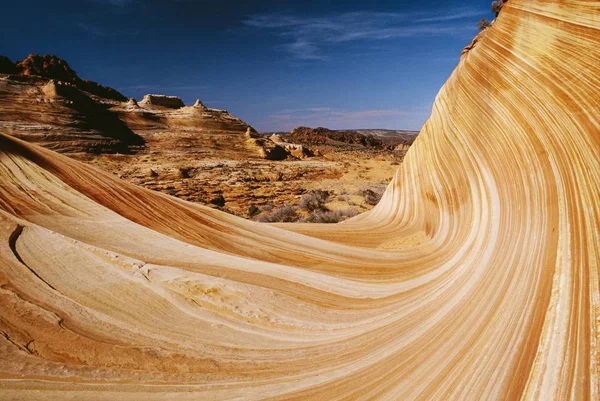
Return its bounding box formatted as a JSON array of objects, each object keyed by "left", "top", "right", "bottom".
[
  {"left": 257, "top": 205, "right": 299, "bottom": 223},
  {"left": 337, "top": 194, "right": 349, "bottom": 202},
  {"left": 298, "top": 190, "right": 330, "bottom": 211},
  {"left": 248, "top": 204, "right": 261, "bottom": 218},
  {"left": 179, "top": 167, "right": 192, "bottom": 178},
  {"left": 304, "top": 209, "right": 358, "bottom": 224},
  {"left": 362, "top": 189, "right": 383, "bottom": 206},
  {"left": 210, "top": 195, "right": 226, "bottom": 207},
  {"left": 491, "top": 0, "right": 505, "bottom": 15},
  {"left": 478, "top": 18, "right": 491, "bottom": 31}
]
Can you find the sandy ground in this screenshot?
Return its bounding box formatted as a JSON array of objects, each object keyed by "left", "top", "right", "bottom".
[{"left": 82, "top": 147, "right": 406, "bottom": 219}]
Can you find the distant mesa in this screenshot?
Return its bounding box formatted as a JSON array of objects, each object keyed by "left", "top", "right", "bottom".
[
  {"left": 128, "top": 95, "right": 209, "bottom": 111},
  {"left": 139, "top": 94, "right": 185, "bottom": 109},
  {"left": 289, "top": 126, "right": 386, "bottom": 148}
]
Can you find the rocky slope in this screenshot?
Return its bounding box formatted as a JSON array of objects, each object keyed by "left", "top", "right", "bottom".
[
  {"left": 4, "top": 53, "right": 127, "bottom": 101},
  {"left": 0, "top": 54, "right": 143, "bottom": 153},
  {"left": 0, "top": 54, "right": 414, "bottom": 218},
  {"left": 0, "top": 54, "right": 268, "bottom": 157}
]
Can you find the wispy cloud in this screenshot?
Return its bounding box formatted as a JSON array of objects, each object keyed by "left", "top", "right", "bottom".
[
  {"left": 267, "top": 107, "right": 429, "bottom": 131},
  {"left": 244, "top": 9, "right": 480, "bottom": 60},
  {"left": 415, "top": 10, "right": 483, "bottom": 23},
  {"left": 284, "top": 40, "right": 324, "bottom": 60}
]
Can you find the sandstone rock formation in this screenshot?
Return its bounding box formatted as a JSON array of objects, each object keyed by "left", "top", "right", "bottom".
[
  {"left": 10, "top": 54, "right": 127, "bottom": 101},
  {"left": 245, "top": 127, "right": 288, "bottom": 160},
  {"left": 193, "top": 98, "right": 207, "bottom": 109},
  {"left": 16, "top": 53, "right": 79, "bottom": 81},
  {"left": 139, "top": 94, "right": 185, "bottom": 109},
  {"left": 1, "top": 1, "right": 599, "bottom": 400},
  {"left": 0, "top": 57, "right": 275, "bottom": 159},
  {"left": 0, "top": 55, "right": 404, "bottom": 218},
  {"left": 270, "top": 133, "right": 314, "bottom": 159},
  {"left": 0, "top": 75, "right": 143, "bottom": 153},
  {"left": 0, "top": 54, "right": 141, "bottom": 153},
  {"left": 394, "top": 143, "right": 411, "bottom": 152}
]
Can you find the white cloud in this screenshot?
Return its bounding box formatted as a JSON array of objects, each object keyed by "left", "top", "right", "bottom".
[
  {"left": 415, "top": 10, "right": 483, "bottom": 23},
  {"left": 244, "top": 9, "right": 481, "bottom": 60}
]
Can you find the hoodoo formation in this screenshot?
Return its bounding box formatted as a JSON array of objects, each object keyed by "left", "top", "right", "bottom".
[{"left": 0, "top": 0, "right": 599, "bottom": 399}]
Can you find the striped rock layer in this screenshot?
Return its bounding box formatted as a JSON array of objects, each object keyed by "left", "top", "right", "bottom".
[{"left": 0, "top": 0, "right": 599, "bottom": 400}]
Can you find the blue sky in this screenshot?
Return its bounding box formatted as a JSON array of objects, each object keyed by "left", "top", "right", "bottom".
[{"left": 2, "top": 0, "right": 493, "bottom": 132}]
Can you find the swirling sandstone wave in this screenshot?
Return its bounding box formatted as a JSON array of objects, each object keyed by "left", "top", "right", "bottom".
[{"left": 0, "top": 0, "right": 599, "bottom": 399}]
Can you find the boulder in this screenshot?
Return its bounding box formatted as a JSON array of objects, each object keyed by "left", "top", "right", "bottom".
[{"left": 269, "top": 134, "right": 313, "bottom": 159}]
